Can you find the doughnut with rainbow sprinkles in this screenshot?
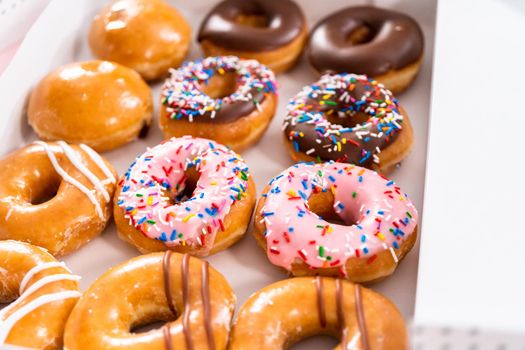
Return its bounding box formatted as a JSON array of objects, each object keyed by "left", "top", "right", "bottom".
[
  {"left": 159, "top": 56, "right": 278, "bottom": 151},
  {"left": 113, "top": 136, "right": 256, "bottom": 256},
  {"left": 254, "top": 161, "right": 418, "bottom": 283},
  {"left": 283, "top": 73, "right": 414, "bottom": 173}
]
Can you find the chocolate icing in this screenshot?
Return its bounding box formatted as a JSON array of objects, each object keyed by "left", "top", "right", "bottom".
[
  {"left": 284, "top": 77, "right": 401, "bottom": 166},
  {"left": 315, "top": 276, "right": 327, "bottom": 328},
  {"left": 308, "top": 6, "right": 424, "bottom": 76},
  {"left": 354, "top": 284, "right": 370, "bottom": 350},
  {"left": 181, "top": 254, "right": 194, "bottom": 350},
  {"left": 162, "top": 252, "right": 214, "bottom": 350},
  {"left": 201, "top": 261, "right": 215, "bottom": 350},
  {"left": 163, "top": 325, "right": 172, "bottom": 350},
  {"left": 198, "top": 0, "right": 305, "bottom": 52},
  {"left": 195, "top": 87, "right": 265, "bottom": 124}
]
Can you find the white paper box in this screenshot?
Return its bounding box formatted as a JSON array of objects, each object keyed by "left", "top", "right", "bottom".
[{"left": 0, "top": 0, "right": 437, "bottom": 347}]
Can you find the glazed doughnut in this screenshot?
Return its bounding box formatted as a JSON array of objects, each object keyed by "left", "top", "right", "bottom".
[
  {"left": 0, "top": 141, "right": 117, "bottom": 256},
  {"left": 198, "top": 0, "right": 307, "bottom": 73},
  {"left": 283, "top": 73, "right": 413, "bottom": 173},
  {"left": 254, "top": 162, "right": 418, "bottom": 283},
  {"left": 89, "top": 0, "right": 191, "bottom": 81},
  {"left": 159, "top": 56, "right": 277, "bottom": 151},
  {"left": 308, "top": 6, "right": 424, "bottom": 93},
  {"left": 28, "top": 60, "right": 153, "bottom": 152},
  {"left": 114, "top": 136, "right": 256, "bottom": 256},
  {"left": 0, "top": 240, "right": 81, "bottom": 349},
  {"left": 229, "top": 277, "right": 407, "bottom": 349},
  {"left": 64, "top": 251, "right": 235, "bottom": 350}
]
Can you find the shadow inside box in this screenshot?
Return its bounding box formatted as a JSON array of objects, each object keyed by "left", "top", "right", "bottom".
[{"left": 289, "top": 335, "right": 339, "bottom": 350}]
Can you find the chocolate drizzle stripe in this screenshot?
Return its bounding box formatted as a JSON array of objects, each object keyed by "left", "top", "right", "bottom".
[
  {"left": 315, "top": 276, "right": 327, "bottom": 328},
  {"left": 163, "top": 324, "right": 172, "bottom": 350},
  {"left": 354, "top": 284, "right": 370, "bottom": 350},
  {"left": 163, "top": 251, "right": 177, "bottom": 317},
  {"left": 335, "top": 279, "right": 346, "bottom": 348},
  {"left": 182, "top": 254, "right": 194, "bottom": 350},
  {"left": 201, "top": 261, "right": 215, "bottom": 350}
]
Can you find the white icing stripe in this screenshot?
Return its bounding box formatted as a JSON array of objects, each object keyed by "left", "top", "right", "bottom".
[
  {"left": 0, "top": 273, "right": 79, "bottom": 321},
  {"left": 79, "top": 144, "right": 116, "bottom": 183},
  {"left": 34, "top": 141, "right": 104, "bottom": 220},
  {"left": 19, "top": 262, "right": 69, "bottom": 294},
  {"left": 0, "top": 290, "right": 81, "bottom": 345},
  {"left": 57, "top": 141, "right": 110, "bottom": 202},
  {"left": 15, "top": 274, "right": 80, "bottom": 306}
]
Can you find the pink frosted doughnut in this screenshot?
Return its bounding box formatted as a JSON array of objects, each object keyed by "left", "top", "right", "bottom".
[
  {"left": 254, "top": 161, "right": 418, "bottom": 282},
  {"left": 114, "top": 136, "right": 256, "bottom": 255}
]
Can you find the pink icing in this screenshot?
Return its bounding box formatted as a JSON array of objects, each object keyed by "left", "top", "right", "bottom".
[
  {"left": 259, "top": 162, "right": 418, "bottom": 272},
  {"left": 117, "top": 136, "right": 250, "bottom": 253}
]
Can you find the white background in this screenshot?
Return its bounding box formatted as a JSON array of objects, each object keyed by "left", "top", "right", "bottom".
[{"left": 415, "top": 0, "right": 525, "bottom": 336}]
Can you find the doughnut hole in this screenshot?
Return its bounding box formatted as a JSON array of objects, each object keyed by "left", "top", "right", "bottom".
[
  {"left": 326, "top": 111, "right": 370, "bottom": 129},
  {"left": 164, "top": 167, "right": 200, "bottom": 204},
  {"left": 131, "top": 317, "right": 176, "bottom": 334},
  {"left": 29, "top": 174, "right": 62, "bottom": 205},
  {"left": 307, "top": 190, "right": 358, "bottom": 227},
  {"left": 235, "top": 12, "right": 270, "bottom": 28},
  {"left": 200, "top": 72, "right": 238, "bottom": 99},
  {"left": 289, "top": 336, "right": 339, "bottom": 350},
  {"left": 345, "top": 24, "right": 377, "bottom": 45}
]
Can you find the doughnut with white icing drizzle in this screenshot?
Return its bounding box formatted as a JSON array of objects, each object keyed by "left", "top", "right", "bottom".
[
  {"left": 0, "top": 240, "right": 81, "bottom": 349},
  {"left": 0, "top": 141, "right": 117, "bottom": 256}
]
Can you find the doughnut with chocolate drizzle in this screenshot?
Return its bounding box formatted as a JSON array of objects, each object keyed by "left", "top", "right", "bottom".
[
  {"left": 229, "top": 277, "right": 407, "bottom": 349},
  {"left": 64, "top": 252, "right": 236, "bottom": 350}
]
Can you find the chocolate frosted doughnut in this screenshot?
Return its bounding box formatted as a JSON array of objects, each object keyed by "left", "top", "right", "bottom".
[
  {"left": 198, "top": 0, "right": 303, "bottom": 51},
  {"left": 197, "top": 0, "right": 308, "bottom": 73},
  {"left": 283, "top": 73, "right": 414, "bottom": 173},
  {"left": 308, "top": 6, "right": 424, "bottom": 93}
]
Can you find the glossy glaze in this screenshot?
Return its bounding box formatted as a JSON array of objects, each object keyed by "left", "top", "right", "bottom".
[
  {"left": 0, "top": 142, "right": 117, "bottom": 256},
  {"left": 28, "top": 60, "right": 153, "bottom": 152},
  {"left": 229, "top": 277, "right": 407, "bottom": 349},
  {"left": 89, "top": 0, "right": 191, "bottom": 80},
  {"left": 0, "top": 241, "right": 80, "bottom": 349},
  {"left": 64, "top": 252, "right": 236, "bottom": 350}
]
